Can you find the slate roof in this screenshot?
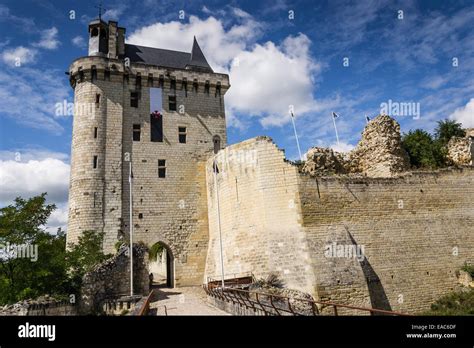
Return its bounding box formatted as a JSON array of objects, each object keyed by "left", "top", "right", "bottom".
[{"left": 124, "top": 37, "right": 213, "bottom": 73}]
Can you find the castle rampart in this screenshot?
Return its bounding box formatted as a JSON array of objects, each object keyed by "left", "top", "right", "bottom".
[{"left": 205, "top": 136, "right": 474, "bottom": 313}]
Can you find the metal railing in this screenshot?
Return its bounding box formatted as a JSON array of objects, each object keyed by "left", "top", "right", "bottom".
[
  {"left": 137, "top": 290, "right": 155, "bottom": 316},
  {"left": 204, "top": 284, "right": 410, "bottom": 316}
]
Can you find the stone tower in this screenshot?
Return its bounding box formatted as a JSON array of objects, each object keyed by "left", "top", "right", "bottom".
[{"left": 67, "top": 18, "right": 230, "bottom": 286}]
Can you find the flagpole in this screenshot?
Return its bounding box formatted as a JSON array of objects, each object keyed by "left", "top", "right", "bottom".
[
  {"left": 332, "top": 112, "right": 340, "bottom": 145},
  {"left": 213, "top": 157, "right": 225, "bottom": 289},
  {"left": 290, "top": 112, "right": 303, "bottom": 161},
  {"left": 129, "top": 160, "right": 133, "bottom": 296}
]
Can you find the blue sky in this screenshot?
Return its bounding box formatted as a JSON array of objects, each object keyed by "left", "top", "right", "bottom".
[{"left": 0, "top": 0, "right": 473, "bottom": 230}]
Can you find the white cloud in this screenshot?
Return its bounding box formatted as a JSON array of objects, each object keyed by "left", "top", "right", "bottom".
[
  {"left": 0, "top": 65, "right": 70, "bottom": 134},
  {"left": 72, "top": 35, "right": 86, "bottom": 49},
  {"left": 33, "top": 27, "right": 60, "bottom": 50},
  {"left": 103, "top": 7, "right": 125, "bottom": 21},
  {"left": 0, "top": 149, "right": 69, "bottom": 162},
  {"left": 128, "top": 13, "right": 321, "bottom": 129},
  {"left": 1, "top": 46, "right": 37, "bottom": 65},
  {"left": 0, "top": 158, "right": 70, "bottom": 204},
  {"left": 227, "top": 33, "right": 321, "bottom": 128},
  {"left": 0, "top": 155, "right": 70, "bottom": 233},
  {"left": 449, "top": 98, "right": 474, "bottom": 128},
  {"left": 128, "top": 15, "right": 262, "bottom": 72},
  {"left": 330, "top": 142, "right": 355, "bottom": 153},
  {"left": 420, "top": 75, "right": 447, "bottom": 90},
  {"left": 44, "top": 202, "right": 68, "bottom": 233}
]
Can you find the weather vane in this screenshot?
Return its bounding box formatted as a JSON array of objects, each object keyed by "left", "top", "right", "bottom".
[{"left": 95, "top": 1, "right": 105, "bottom": 21}]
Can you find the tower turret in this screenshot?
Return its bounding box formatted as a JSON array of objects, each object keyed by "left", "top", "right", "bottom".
[{"left": 88, "top": 19, "right": 108, "bottom": 56}]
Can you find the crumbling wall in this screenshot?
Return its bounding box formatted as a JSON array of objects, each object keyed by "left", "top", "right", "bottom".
[
  {"left": 447, "top": 136, "right": 473, "bottom": 166},
  {"left": 302, "top": 147, "right": 347, "bottom": 176},
  {"left": 0, "top": 296, "right": 76, "bottom": 316},
  {"left": 302, "top": 115, "right": 410, "bottom": 177},
  {"left": 347, "top": 115, "right": 410, "bottom": 177},
  {"left": 79, "top": 244, "right": 149, "bottom": 314}
]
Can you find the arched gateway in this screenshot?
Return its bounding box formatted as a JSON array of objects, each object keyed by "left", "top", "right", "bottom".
[{"left": 148, "top": 241, "right": 175, "bottom": 288}]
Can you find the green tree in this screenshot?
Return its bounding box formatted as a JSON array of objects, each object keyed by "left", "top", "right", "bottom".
[
  {"left": 0, "top": 194, "right": 69, "bottom": 304},
  {"left": 434, "top": 119, "right": 466, "bottom": 146},
  {"left": 0, "top": 194, "right": 111, "bottom": 305},
  {"left": 402, "top": 130, "right": 443, "bottom": 168},
  {"left": 66, "top": 230, "right": 112, "bottom": 290}
]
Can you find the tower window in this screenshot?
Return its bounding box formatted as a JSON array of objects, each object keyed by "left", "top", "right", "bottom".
[
  {"left": 170, "top": 79, "right": 176, "bottom": 90},
  {"left": 178, "top": 127, "right": 187, "bottom": 144},
  {"left": 133, "top": 124, "right": 141, "bottom": 141},
  {"left": 169, "top": 96, "right": 177, "bottom": 111},
  {"left": 91, "top": 28, "right": 99, "bottom": 37},
  {"left": 193, "top": 80, "right": 198, "bottom": 93},
  {"left": 213, "top": 135, "right": 221, "bottom": 154},
  {"left": 130, "top": 92, "right": 139, "bottom": 108},
  {"left": 204, "top": 81, "right": 210, "bottom": 95},
  {"left": 93, "top": 155, "right": 98, "bottom": 169},
  {"left": 182, "top": 80, "right": 187, "bottom": 97},
  {"left": 150, "top": 112, "right": 163, "bottom": 142},
  {"left": 78, "top": 68, "right": 84, "bottom": 82},
  {"left": 94, "top": 127, "right": 98, "bottom": 139},
  {"left": 148, "top": 74, "right": 153, "bottom": 87},
  {"left": 95, "top": 94, "right": 100, "bottom": 106},
  {"left": 136, "top": 74, "right": 142, "bottom": 89},
  {"left": 104, "top": 68, "right": 110, "bottom": 81},
  {"left": 91, "top": 66, "right": 97, "bottom": 81},
  {"left": 138, "top": 213, "right": 143, "bottom": 219},
  {"left": 158, "top": 159, "right": 166, "bottom": 178}
]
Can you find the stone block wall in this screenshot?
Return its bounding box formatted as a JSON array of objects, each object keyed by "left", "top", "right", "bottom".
[
  {"left": 205, "top": 137, "right": 474, "bottom": 314},
  {"left": 299, "top": 168, "right": 474, "bottom": 313},
  {"left": 205, "top": 137, "right": 316, "bottom": 294},
  {"left": 80, "top": 244, "right": 149, "bottom": 314}
]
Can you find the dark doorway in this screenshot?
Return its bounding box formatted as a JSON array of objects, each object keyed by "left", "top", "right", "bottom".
[
  {"left": 149, "top": 241, "right": 174, "bottom": 288},
  {"left": 213, "top": 135, "right": 221, "bottom": 154}
]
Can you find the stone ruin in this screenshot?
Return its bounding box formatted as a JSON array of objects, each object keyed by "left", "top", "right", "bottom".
[
  {"left": 302, "top": 115, "right": 410, "bottom": 177},
  {"left": 447, "top": 129, "right": 473, "bottom": 166},
  {"left": 0, "top": 295, "right": 75, "bottom": 316},
  {"left": 303, "top": 147, "right": 348, "bottom": 176},
  {"left": 79, "top": 243, "right": 149, "bottom": 314}
]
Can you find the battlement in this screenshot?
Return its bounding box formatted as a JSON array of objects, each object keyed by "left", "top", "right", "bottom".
[{"left": 68, "top": 56, "right": 230, "bottom": 93}]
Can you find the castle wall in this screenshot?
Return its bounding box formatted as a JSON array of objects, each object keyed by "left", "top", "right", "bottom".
[
  {"left": 205, "top": 137, "right": 316, "bottom": 293},
  {"left": 300, "top": 168, "right": 474, "bottom": 313},
  {"left": 205, "top": 137, "right": 474, "bottom": 313}
]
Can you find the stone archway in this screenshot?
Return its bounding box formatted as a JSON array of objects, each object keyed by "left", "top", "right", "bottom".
[{"left": 148, "top": 241, "right": 175, "bottom": 288}]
